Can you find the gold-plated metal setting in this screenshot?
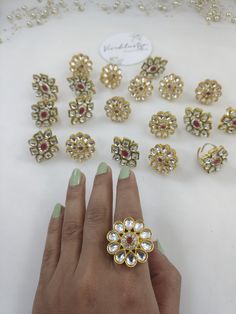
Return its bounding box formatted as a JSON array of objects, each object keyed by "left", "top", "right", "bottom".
[
  {"left": 68, "top": 96, "right": 94, "bottom": 125},
  {"left": 149, "top": 111, "right": 178, "bottom": 138},
  {"left": 69, "top": 53, "right": 93, "bottom": 77},
  {"left": 66, "top": 132, "right": 95, "bottom": 161},
  {"left": 148, "top": 144, "right": 178, "bottom": 175},
  {"left": 184, "top": 107, "right": 212, "bottom": 137},
  {"left": 104, "top": 96, "right": 131, "bottom": 122},
  {"left": 140, "top": 56, "right": 168, "bottom": 79},
  {"left": 195, "top": 79, "right": 222, "bottom": 105},
  {"left": 31, "top": 99, "right": 58, "bottom": 127},
  {"left": 128, "top": 75, "right": 153, "bottom": 101},
  {"left": 218, "top": 107, "right": 236, "bottom": 134},
  {"left": 111, "top": 137, "right": 139, "bottom": 167},
  {"left": 107, "top": 217, "right": 154, "bottom": 268},
  {"left": 159, "top": 73, "right": 184, "bottom": 101},
  {"left": 100, "top": 64, "right": 122, "bottom": 89},
  {"left": 197, "top": 143, "right": 228, "bottom": 173},
  {"left": 32, "top": 73, "right": 58, "bottom": 100},
  {"left": 28, "top": 129, "right": 59, "bottom": 163},
  {"left": 67, "top": 75, "right": 96, "bottom": 97}
]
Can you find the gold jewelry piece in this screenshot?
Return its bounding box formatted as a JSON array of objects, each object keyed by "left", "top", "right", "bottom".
[
  {"left": 111, "top": 137, "right": 139, "bottom": 167},
  {"left": 159, "top": 73, "right": 184, "bottom": 101},
  {"left": 184, "top": 107, "right": 212, "bottom": 137},
  {"left": 105, "top": 96, "right": 131, "bottom": 122},
  {"left": 67, "top": 75, "right": 96, "bottom": 97},
  {"left": 195, "top": 79, "right": 222, "bottom": 105},
  {"left": 28, "top": 129, "right": 59, "bottom": 163},
  {"left": 128, "top": 75, "right": 153, "bottom": 101},
  {"left": 68, "top": 96, "right": 94, "bottom": 125},
  {"left": 197, "top": 143, "right": 228, "bottom": 173},
  {"left": 31, "top": 99, "right": 58, "bottom": 127},
  {"left": 149, "top": 111, "right": 178, "bottom": 138},
  {"left": 107, "top": 217, "right": 154, "bottom": 268},
  {"left": 140, "top": 56, "right": 168, "bottom": 79},
  {"left": 66, "top": 132, "right": 95, "bottom": 161},
  {"left": 100, "top": 64, "right": 122, "bottom": 89},
  {"left": 218, "top": 107, "right": 236, "bottom": 134},
  {"left": 32, "top": 73, "right": 58, "bottom": 101},
  {"left": 148, "top": 144, "right": 178, "bottom": 174},
  {"left": 69, "top": 53, "right": 93, "bottom": 77}
]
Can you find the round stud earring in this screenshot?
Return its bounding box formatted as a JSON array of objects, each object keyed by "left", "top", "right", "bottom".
[
  {"left": 66, "top": 132, "right": 95, "bottom": 161},
  {"left": 195, "top": 79, "right": 222, "bottom": 105},
  {"left": 104, "top": 96, "right": 131, "bottom": 122},
  {"left": 184, "top": 107, "right": 212, "bottom": 137},
  {"left": 100, "top": 64, "right": 122, "bottom": 89},
  {"left": 32, "top": 73, "right": 59, "bottom": 101},
  {"left": 31, "top": 99, "right": 58, "bottom": 127},
  {"left": 159, "top": 73, "right": 184, "bottom": 101},
  {"left": 128, "top": 75, "right": 153, "bottom": 101},
  {"left": 69, "top": 53, "right": 93, "bottom": 77},
  {"left": 148, "top": 144, "right": 178, "bottom": 175},
  {"left": 28, "top": 129, "right": 59, "bottom": 163},
  {"left": 68, "top": 95, "right": 94, "bottom": 124},
  {"left": 111, "top": 137, "right": 140, "bottom": 167},
  {"left": 197, "top": 143, "right": 228, "bottom": 173},
  {"left": 149, "top": 111, "right": 178, "bottom": 138},
  {"left": 140, "top": 56, "right": 168, "bottom": 79},
  {"left": 218, "top": 107, "right": 236, "bottom": 134}
]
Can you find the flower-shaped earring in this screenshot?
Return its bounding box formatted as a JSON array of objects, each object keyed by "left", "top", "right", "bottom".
[
  {"left": 195, "top": 79, "right": 222, "bottom": 105},
  {"left": 111, "top": 137, "right": 140, "bottom": 167},
  {"left": 107, "top": 217, "right": 154, "bottom": 268},
  {"left": 197, "top": 143, "right": 228, "bottom": 173},
  {"left": 218, "top": 107, "right": 236, "bottom": 134},
  {"left": 140, "top": 56, "right": 168, "bottom": 79},
  {"left": 149, "top": 111, "right": 178, "bottom": 138},
  {"left": 100, "top": 64, "right": 122, "bottom": 89},
  {"left": 31, "top": 99, "right": 58, "bottom": 127},
  {"left": 104, "top": 96, "right": 131, "bottom": 122},
  {"left": 32, "top": 73, "right": 59, "bottom": 101},
  {"left": 68, "top": 96, "right": 94, "bottom": 124},
  {"left": 184, "top": 107, "right": 212, "bottom": 137},
  {"left": 128, "top": 75, "right": 153, "bottom": 101},
  {"left": 66, "top": 132, "right": 95, "bottom": 161},
  {"left": 28, "top": 129, "right": 59, "bottom": 163},
  {"left": 67, "top": 75, "right": 96, "bottom": 98},
  {"left": 159, "top": 73, "right": 184, "bottom": 101},
  {"left": 69, "top": 53, "right": 93, "bottom": 77},
  {"left": 148, "top": 144, "right": 178, "bottom": 175}
]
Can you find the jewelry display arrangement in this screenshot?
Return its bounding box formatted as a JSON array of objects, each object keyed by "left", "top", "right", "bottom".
[{"left": 28, "top": 51, "right": 235, "bottom": 175}]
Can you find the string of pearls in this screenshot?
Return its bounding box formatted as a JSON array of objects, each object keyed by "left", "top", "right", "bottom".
[{"left": 1, "top": 0, "right": 236, "bottom": 44}]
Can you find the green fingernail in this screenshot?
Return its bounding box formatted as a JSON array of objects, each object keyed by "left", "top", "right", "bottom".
[
  {"left": 154, "top": 240, "right": 164, "bottom": 255},
  {"left": 97, "top": 162, "right": 108, "bottom": 175},
  {"left": 52, "top": 203, "right": 62, "bottom": 218},
  {"left": 69, "top": 168, "right": 81, "bottom": 186},
  {"left": 119, "top": 166, "right": 130, "bottom": 180}
]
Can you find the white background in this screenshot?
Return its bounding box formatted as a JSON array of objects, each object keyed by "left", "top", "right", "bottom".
[{"left": 0, "top": 3, "right": 236, "bottom": 314}]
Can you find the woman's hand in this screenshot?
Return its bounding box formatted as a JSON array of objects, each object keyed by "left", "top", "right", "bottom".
[{"left": 32, "top": 164, "right": 181, "bottom": 314}]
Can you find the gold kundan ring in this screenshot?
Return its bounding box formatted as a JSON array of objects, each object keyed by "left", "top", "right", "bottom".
[{"left": 106, "top": 217, "right": 154, "bottom": 268}]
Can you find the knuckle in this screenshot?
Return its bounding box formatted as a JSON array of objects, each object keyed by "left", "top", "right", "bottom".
[
  {"left": 62, "top": 221, "right": 83, "bottom": 241},
  {"left": 78, "top": 278, "right": 97, "bottom": 307},
  {"left": 86, "top": 206, "right": 108, "bottom": 226},
  {"left": 42, "top": 247, "right": 57, "bottom": 264}
]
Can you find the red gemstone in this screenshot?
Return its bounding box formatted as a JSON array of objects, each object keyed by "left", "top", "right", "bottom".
[
  {"left": 40, "top": 111, "right": 48, "bottom": 119},
  {"left": 121, "top": 150, "right": 129, "bottom": 158},
  {"left": 193, "top": 119, "right": 201, "bottom": 128},
  {"left": 40, "top": 142, "right": 48, "bottom": 151},
  {"left": 41, "top": 84, "right": 49, "bottom": 92},
  {"left": 79, "top": 107, "right": 85, "bottom": 115},
  {"left": 126, "top": 236, "right": 133, "bottom": 245},
  {"left": 232, "top": 119, "right": 236, "bottom": 126},
  {"left": 149, "top": 65, "right": 157, "bottom": 73},
  {"left": 77, "top": 83, "right": 85, "bottom": 90},
  {"left": 213, "top": 158, "right": 221, "bottom": 165},
  {"left": 158, "top": 157, "right": 163, "bottom": 162},
  {"left": 160, "top": 123, "right": 166, "bottom": 129}
]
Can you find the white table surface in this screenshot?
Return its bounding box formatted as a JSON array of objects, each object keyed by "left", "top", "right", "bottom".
[{"left": 0, "top": 4, "right": 236, "bottom": 314}]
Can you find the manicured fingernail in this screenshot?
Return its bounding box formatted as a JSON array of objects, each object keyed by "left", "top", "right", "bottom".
[
  {"left": 119, "top": 166, "right": 130, "bottom": 180},
  {"left": 52, "top": 203, "right": 62, "bottom": 218},
  {"left": 154, "top": 240, "right": 164, "bottom": 255},
  {"left": 69, "top": 168, "right": 81, "bottom": 186},
  {"left": 97, "top": 162, "right": 108, "bottom": 175}
]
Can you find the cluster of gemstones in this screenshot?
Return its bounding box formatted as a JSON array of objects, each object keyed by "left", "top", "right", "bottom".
[
  {"left": 111, "top": 137, "right": 140, "bottom": 168},
  {"left": 198, "top": 145, "right": 228, "bottom": 174},
  {"left": 184, "top": 107, "right": 212, "bottom": 137}
]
